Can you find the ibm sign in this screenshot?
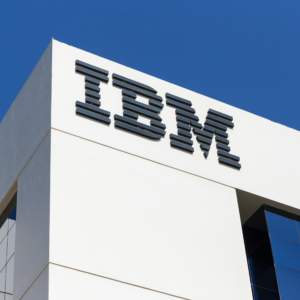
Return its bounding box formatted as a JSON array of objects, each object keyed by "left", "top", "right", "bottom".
[{"left": 74, "top": 60, "right": 241, "bottom": 170}]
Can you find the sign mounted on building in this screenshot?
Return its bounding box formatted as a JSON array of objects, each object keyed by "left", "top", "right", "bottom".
[{"left": 74, "top": 60, "right": 241, "bottom": 169}]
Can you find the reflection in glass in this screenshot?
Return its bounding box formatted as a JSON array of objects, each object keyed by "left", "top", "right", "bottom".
[
  {"left": 243, "top": 205, "right": 280, "bottom": 298},
  {"left": 276, "top": 265, "right": 300, "bottom": 300},
  {"left": 242, "top": 205, "right": 300, "bottom": 300},
  {"left": 270, "top": 235, "right": 300, "bottom": 272},
  {"left": 8, "top": 207, "right": 16, "bottom": 221},
  {"left": 265, "top": 211, "right": 298, "bottom": 242},
  {"left": 243, "top": 226, "right": 268, "bottom": 255},
  {"left": 252, "top": 286, "right": 280, "bottom": 300},
  {"left": 0, "top": 202, "right": 16, "bottom": 299},
  {"left": 247, "top": 238, "right": 276, "bottom": 290}
]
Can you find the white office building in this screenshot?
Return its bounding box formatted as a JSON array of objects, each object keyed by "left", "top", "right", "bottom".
[{"left": 1, "top": 39, "right": 300, "bottom": 300}]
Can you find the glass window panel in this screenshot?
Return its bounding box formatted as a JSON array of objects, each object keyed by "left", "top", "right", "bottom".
[
  {"left": 0, "top": 237, "right": 7, "bottom": 272},
  {"left": 8, "top": 206, "right": 16, "bottom": 231},
  {"left": 244, "top": 206, "right": 268, "bottom": 233},
  {"left": 248, "top": 237, "right": 275, "bottom": 289},
  {"left": 248, "top": 237, "right": 273, "bottom": 264},
  {"left": 249, "top": 260, "right": 278, "bottom": 291},
  {"left": 296, "top": 221, "right": 300, "bottom": 242},
  {"left": 270, "top": 235, "right": 300, "bottom": 272},
  {"left": 243, "top": 226, "right": 268, "bottom": 255},
  {"left": 276, "top": 265, "right": 300, "bottom": 300},
  {"left": 0, "top": 221, "right": 8, "bottom": 244},
  {"left": 252, "top": 285, "right": 280, "bottom": 300},
  {"left": 249, "top": 258, "right": 272, "bottom": 288},
  {"left": 5, "top": 255, "right": 14, "bottom": 294},
  {"left": 8, "top": 207, "right": 16, "bottom": 222},
  {"left": 7, "top": 225, "right": 15, "bottom": 262},
  {"left": 0, "top": 266, "right": 5, "bottom": 293},
  {"left": 265, "top": 211, "right": 298, "bottom": 242},
  {"left": 255, "top": 266, "right": 278, "bottom": 291}
]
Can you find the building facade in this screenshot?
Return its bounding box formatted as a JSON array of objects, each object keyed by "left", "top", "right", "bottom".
[{"left": 0, "top": 39, "right": 300, "bottom": 300}]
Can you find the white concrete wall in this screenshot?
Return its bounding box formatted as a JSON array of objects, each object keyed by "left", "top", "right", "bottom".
[
  {"left": 0, "top": 215, "right": 16, "bottom": 299},
  {"left": 0, "top": 40, "right": 52, "bottom": 300},
  {"left": 48, "top": 39, "right": 300, "bottom": 299},
  {"left": 21, "top": 266, "right": 49, "bottom": 300},
  {"left": 49, "top": 129, "right": 252, "bottom": 300},
  {"left": 51, "top": 39, "right": 300, "bottom": 211},
  {"left": 2, "top": 39, "right": 300, "bottom": 299},
  {"left": 0, "top": 41, "right": 52, "bottom": 205},
  {"left": 14, "top": 132, "right": 51, "bottom": 300},
  {"left": 48, "top": 264, "right": 181, "bottom": 300}
]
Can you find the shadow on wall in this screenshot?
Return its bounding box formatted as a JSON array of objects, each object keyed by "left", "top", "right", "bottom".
[{"left": 236, "top": 189, "right": 300, "bottom": 225}]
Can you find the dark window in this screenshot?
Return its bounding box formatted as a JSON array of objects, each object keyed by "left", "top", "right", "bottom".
[{"left": 243, "top": 205, "right": 300, "bottom": 300}]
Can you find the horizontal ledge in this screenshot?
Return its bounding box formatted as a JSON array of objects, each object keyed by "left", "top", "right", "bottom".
[
  {"left": 113, "top": 73, "right": 157, "bottom": 94},
  {"left": 203, "top": 125, "right": 215, "bottom": 134},
  {"left": 123, "top": 110, "right": 138, "bottom": 120},
  {"left": 85, "top": 90, "right": 100, "bottom": 100},
  {"left": 76, "top": 66, "right": 109, "bottom": 83},
  {"left": 151, "top": 120, "right": 166, "bottom": 130},
  {"left": 219, "top": 157, "right": 241, "bottom": 169},
  {"left": 85, "top": 83, "right": 100, "bottom": 93},
  {"left": 218, "top": 150, "right": 240, "bottom": 162},
  {"left": 215, "top": 129, "right": 228, "bottom": 138},
  {"left": 176, "top": 109, "right": 199, "bottom": 121},
  {"left": 76, "top": 101, "right": 110, "bottom": 117},
  {"left": 114, "top": 115, "right": 166, "bottom": 136},
  {"left": 208, "top": 108, "right": 233, "bottom": 121},
  {"left": 149, "top": 99, "right": 164, "bottom": 109},
  {"left": 200, "top": 144, "right": 210, "bottom": 151},
  {"left": 193, "top": 128, "right": 213, "bottom": 139},
  {"left": 123, "top": 104, "right": 162, "bottom": 121},
  {"left": 165, "top": 93, "right": 192, "bottom": 106},
  {"left": 76, "top": 108, "right": 111, "bottom": 124},
  {"left": 170, "top": 134, "right": 193, "bottom": 146},
  {"left": 207, "top": 114, "right": 234, "bottom": 128},
  {"left": 122, "top": 90, "right": 137, "bottom": 99},
  {"left": 171, "top": 141, "right": 194, "bottom": 153},
  {"left": 122, "top": 97, "right": 161, "bottom": 114},
  {"left": 76, "top": 60, "right": 109, "bottom": 76},
  {"left": 166, "top": 99, "right": 195, "bottom": 114},
  {"left": 177, "top": 123, "right": 191, "bottom": 132},
  {"left": 216, "top": 143, "right": 230, "bottom": 152},
  {"left": 197, "top": 136, "right": 212, "bottom": 145},
  {"left": 190, "top": 121, "right": 202, "bottom": 129},
  {"left": 178, "top": 129, "right": 192, "bottom": 139},
  {"left": 115, "top": 122, "right": 161, "bottom": 140},
  {"left": 176, "top": 116, "right": 190, "bottom": 125},
  {"left": 85, "top": 76, "right": 100, "bottom": 86},
  {"left": 216, "top": 136, "right": 229, "bottom": 145},
  {"left": 113, "top": 80, "right": 163, "bottom": 102},
  {"left": 85, "top": 97, "right": 101, "bottom": 107},
  {"left": 204, "top": 120, "right": 227, "bottom": 132},
  {"left": 202, "top": 127, "right": 230, "bottom": 139}
]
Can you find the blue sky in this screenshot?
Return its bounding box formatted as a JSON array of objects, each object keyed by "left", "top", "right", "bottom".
[{"left": 1, "top": 0, "right": 300, "bottom": 130}]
